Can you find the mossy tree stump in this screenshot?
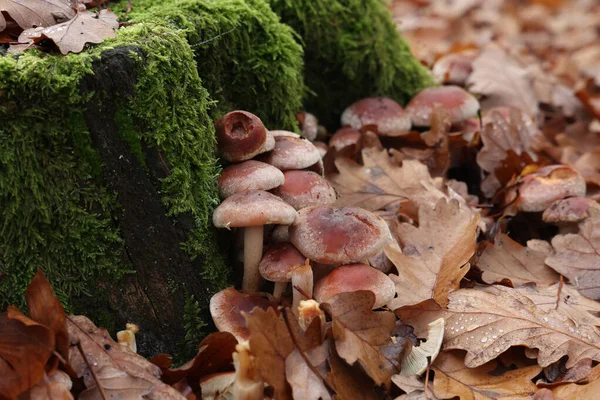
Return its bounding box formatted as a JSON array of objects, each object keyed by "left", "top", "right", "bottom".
[{"left": 0, "top": 24, "right": 228, "bottom": 356}]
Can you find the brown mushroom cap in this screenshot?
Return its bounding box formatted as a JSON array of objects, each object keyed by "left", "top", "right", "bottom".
[
  {"left": 213, "top": 190, "right": 297, "bottom": 228},
  {"left": 542, "top": 197, "right": 600, "bottom": 224},
  {"left": 313, "top": 141, "right": 328, "bottom": 158},
  {"left": 272, "top": 170, "right": 337, "bottom": 210},
  {"left": 289, "top": 205, "right": 391, "bottom": 265},
  {"left": 258, "top": 136, "right": 322, "bottom": 171},
  {"left": 218, "top": 160, "right": 284, "bottom": 199},
  {"left": 259, "top": 243, "right": 306, "bottom": 282},
  {"left": 314, "top": 264, "right": 395, "bottom": 309},
  {"left": 517, "top": 165, "right": 587, "bottom": 212},
  {"left": 406, "top": 86, "right": 480, "bottom": 127},
  {"left": 215, "top": 110, "right": 269, "bottom": 162},
  {"left": 209, "top": 287, "right": 275, "bottom": 342},
  {"left": 329, "top": 127, "right": 361, "bottom": 151},
  {"left": 432, "top": 51, "right": 477, "bottom": 85},
  {"left": 270, "top": 130, "right": 301, "bottom": 139},
  {"left": 341, "top": 97, "right": 411, "bottom": 137},
  {"left": 297, "top": 111, "right": 319, "bottom": 141}
]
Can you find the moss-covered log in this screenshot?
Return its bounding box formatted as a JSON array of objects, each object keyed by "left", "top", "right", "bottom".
[
  {"left": 0, "top": 24, "right": 228, "bottom": 356},
  {"left": 267, "top": 0, "right": 435, "bottom": 128},
  {"left": 116, "top": 0, "right": 305, "bottom": 131}
]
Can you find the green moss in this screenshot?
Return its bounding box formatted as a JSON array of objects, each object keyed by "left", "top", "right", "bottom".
[
  {"left": 266, "top": 0, "right": 435, "bottom": 127},
  {"left": 116, "top": 0, "right": 305, "bottom": 131},
  {"left": 0, "top": 23, "right": 228, "bottom": 310}
]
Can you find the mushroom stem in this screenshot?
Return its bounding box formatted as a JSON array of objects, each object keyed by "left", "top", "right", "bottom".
[
  {"left": 292, "top": 260, "right": 313, "bottom": 315},
  {"left": 243, "top": 226, "right": 264, "bottom": 292},
  {"left": 272, "top": 282, "right": 287, "bottom": 301},
  {"left": 233, "top": 342, "right": 263, "bottom": 400}
]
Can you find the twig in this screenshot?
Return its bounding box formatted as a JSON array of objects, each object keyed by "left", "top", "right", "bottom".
[
  {"left": 157, "top": 151, "right": 171, "bottom": 176},
  {"left": 191, "top": 27, "right": 238, "bottom": 47},
  {"left": 76, "top": 342, "right": 108, "bottom": 400},
  {"left": 281, "top": 308, "right": 337, "bottom": 395},
  {"left": 292, "top": 284, "right": 312, "bottom": 301},
  {"left": 555, "top": 275, "right": 564, "bottom": 310},
  {"left": 424, "top": 357, "right": 431, "bottom": 400}
]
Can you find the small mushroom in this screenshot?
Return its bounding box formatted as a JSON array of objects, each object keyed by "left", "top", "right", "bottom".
[
  {"left": 341, "top": 97, "right": 411, "bottom": 136},
  {"left": 116, "top": 323, "right": 139, "bottom": 353},
  {"left": 314, "top": 264, "right": 395, "bottom": 309},
  {"left": 289, "top": 205, "right": 391, "bottom": 265},
  {"left": 272, "top": 170, "right": 337, "bottom": 210},
  {"left": 215, "top": 110, "right": 274, "bottom": 162},
  {"left": 200, "top": 372, "right": 235, "bottom": 400},
  {"left": 432, "top": 51, "right": 477, "bottom": 86},
  {"left": 232, "top": 341, "right": 263, "bottom": 400},
  {"left": 406, "top": 86, "right": 480, "bottom": 127},
  {"left": 209, "top": 287, "right": 275, "bottom": 342},
  {"left": 258, "top": 136, "right": 322, "bottom": 171},
  {"left": 290, "top": 259, "right": 313, "bottom": 315},
  {"left": 542, "top": 197, "right": 599, "bottom": 224},
  {"left": 213, "top": 190, "right": 297, "bottom": 291},
  {"left": 218, "top": 160, "right": 284, "bottom": 199},
  {"left": 329, "top": 126, "right": 361, "bottom": 152},
  {"left": 400, "top": 318, "right": 445, "bottom": 376},
  {"left": 515, "top": 165, "right": 586, "bottom": 212},
  {"left": 296, "top": 111, "right": 319, "bottom": 141},
  {"left": 259, "top": 243, "right": 306, "bottom": 300},
  {"left": 298, "top": 299, "right": 326, "bottom": 337}
]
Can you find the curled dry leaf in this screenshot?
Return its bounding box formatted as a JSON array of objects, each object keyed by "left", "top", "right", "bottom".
[
  {"left": 325, "top": 349, "right": 378, "bottom": 400},
  {"left": 285, "top": 342, "right": 331, "bottom": 400},
  {"left": 476, "top": 233, "right": 559, "bottom": 287},
  {"left": 431, "top": 351, "right": 541, "bottom": 400},
  {"left": 545, "top": 208, "right": 600, "bottom": 300},
  {"left": 244, "top": 307, "right": 294, "bottom": 400},
  {"left": 397, "top": 285, "right": 600, "bottom": 369},
  {"left": 323, "top": 291, "right": 409, "bottom": 388},
  {"left": 387, "top": 198, "right": 479, "bottom": 309},
  {"left": 0, "top": 0, "right": 75, "bottom": 31}
]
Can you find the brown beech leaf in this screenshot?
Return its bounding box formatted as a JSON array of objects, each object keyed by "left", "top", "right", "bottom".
[
  {"left": 285, "top": 342, "right": 331, "bottom": 400},
  {"left": 16, "top": 10, "right": 117, "bottom": 55},
  {"left": 0, "top": 307, "right": 54, "bottom": 399},
  {"left": 397, "top": 285, "right": 600, "bottom": 368},
  {"left": 323, "top": 291, "right": 404, "bottom": 387},
  {"left": 78, "top": 366, "right": 153, "bottom": 400},
  {"left": 244, "top": 307, "right": 294, "bottom": 400},
  {"left": 325, "top": 349, "right": 378, "bottom": 400},
  {"left": 387, "top": 198, "right": 479, "bottom": 309},
  {"left": 467, "top": 46, "right": 539, "bottom": 117},
  {"left": 545, "top": 208, "right": 600, "bottom": 300},
  {"left": 431, "top": 351, "right": 541, "bottom": 399},
  {"left": 476, "top": 234, "right": 559, "bottom": 287},
  {"left": 67, "top": 315, "right": 184, "bottom": 400},
  {"left": 26, "top": 269, "right": 69, "bottom": 361},
  {"left": 0, "top": 0, "right": 75, "bottom": 31}
]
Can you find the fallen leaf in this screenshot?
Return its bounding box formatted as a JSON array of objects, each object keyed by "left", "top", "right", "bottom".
[
  {"left": 22, "top": 381, "right": 74, "bottom": 400},
  {"left": 244, "top": 307, "right": 294, "bottom": 400},
  {"left": 476, "top": 234, "right": 559, "bottom": 287},
  {"left": 431, "top": 351, "right": 541, "bottom": 400},
  {"left": 323, "top": 291, "right": 407, "bottom": 387},
  {"left": 467, "top": 46, "right": 539, "bottom": 117},
  {"left": 392, "top": 374, "right": 423, "bottom": 395},
  {"left": 285, "top": 342, "right": 331, "bottom": 400},
  {"left": 0, "top": 0, "right": 75, "bottom": 31},
  {"left": 539, "top": 357, "right": 592, "bottom": 387},
  {"left": 0, "top": 307, "right": 54, "bottom": 399},
  {"left": 26, "top": 269, "right": 69, "bottom": 361},
  {"left": 397, "top": 285, "right": 600, "bottom": 368},
  {"left": 387, "top": 198, "right": 479, "bottom": 309},
  {"left": 78, "top": 366, "right": 154, "bottom": 400},
  {"left": 16, "top": 10, "right": 117, "bottom": 55},
  {"left": 551, "top": 368, "right": 600, "bottom": 399},
  {"left": 325, "top": 349, "right": 378, "bottom": 400},
  {"left": 545, "top": 208, "right": 600, "bottom": 300}
]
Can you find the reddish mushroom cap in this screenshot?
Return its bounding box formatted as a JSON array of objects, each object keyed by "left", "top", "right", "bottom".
[
  {"left": 406, "top": 86, "right": 480, "bottom": 127},
  {"left": 432, "top": 51, "right": 477, "bottom": 85},
  {"left": 542, "top": 197, "right": 599, "bottom": 224},
  {"left": 213, "top": 190, "right": 297, "bottom": 228},
  {"left": 270, "top": 130, "right": 301, "bottom": 139},
  {"left": 313, "top": 141, "right": 328, "bottom": 158},
  {"left": 215, "top": 111, "right": 269, "bottom": 162},
  {"left": 259, "top": 243, "right": 307, "bottom": 282},
  {"left": 209, "top": 287, "right": 275, "bottom": 342},
  {"left": 258, "top": 136, "right": 321, "bottom": 171},
  {"left": 272, "top": 170, "right": 337, "bottom": 210},
  {"left": 341, "top": 97, "right": 411, "bottom": 137},
  {"left": 296, "top": 111, "right": 319, "bottom": 141},
  {"left": 517, "top": 165, "right": 586, "bottom": 212},
  {"left": 218, "top": 160, "right": 284, "bottom": 199},
  {"left": 289, "top": 206, "right": 391, "bottom": 265},
  {"left": 315, "top": 264, "right": 395, "bottom": 309},
  {"left": 329, "top": 127, "right": 361, "bottom": 151}
]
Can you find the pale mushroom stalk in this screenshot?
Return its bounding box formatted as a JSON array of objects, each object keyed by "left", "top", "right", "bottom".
[
  {"left": 243, "top": 226, "right": 264, "bottom": 292},
  {"left": 233, "top": 342, "right": 263, "bottom": 400},
  {"left": 272, "top": 281, "right": 287, "bottom": 301},
  {"left": 292, "top": 260, "right": 313, "bottom": 315}
]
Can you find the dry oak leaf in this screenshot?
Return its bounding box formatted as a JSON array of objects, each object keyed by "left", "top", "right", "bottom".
[
  {"left": 285, "top": 341, "right": 331, "bottom": 400},
  {"left": 17, "top": 9, "right": 117, "bottom": 55},
  {"left": 0, "top": 306, "right": 54, "bottom": 400},
  {"left": 244, "top": 307, "right": 294, "bottom": 400},
  {"left": 0, "top": 0, "right": 75, "bottom": 31},
  {"left": 325, "top": 349, "right": 378, "bottom": 400},
  {"left": 476, "top": 233, "right": 559, "bottom": 287},
  {"left": 467, "top": 46, "right": 539, "bottom": 118},
  {"left": 545, "top": 208, "right": 600, "bottom": 300},
  {"left": 323, "top": 291, "right": 408, "bottom": 388},
  {"left": 397, "top": 285, "right": 600, "bottom": 369},
  {"left": 431, "top": 351, "right": 541, "bottom": 400},
  {"left": 67, "top": 315, "right": 185, "bottom": 400},
  {"left": 387, "top": 198, "right": 479, "bottom": 309},
  {"left": 78, "top": 366, "right": 153, "bottom": 400}
]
